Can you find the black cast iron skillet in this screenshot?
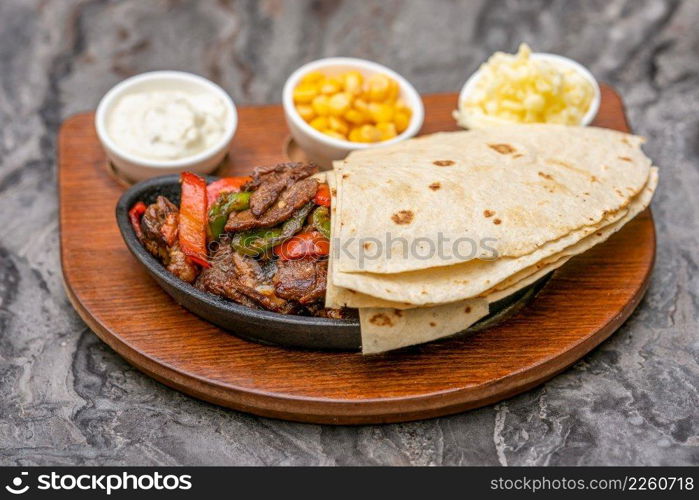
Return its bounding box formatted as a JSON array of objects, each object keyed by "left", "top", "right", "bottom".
[{"left": 116, "top": 175, "right": 550, "bottom": 351}]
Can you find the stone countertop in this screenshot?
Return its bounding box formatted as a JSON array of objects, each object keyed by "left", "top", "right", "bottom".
[{"left": 0, "top": 0, "right": 697, "bottom": 466}]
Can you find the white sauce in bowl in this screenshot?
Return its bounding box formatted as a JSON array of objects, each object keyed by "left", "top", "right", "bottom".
[{"left": 107, "top": 90, "right": 227, "bottom": 161}]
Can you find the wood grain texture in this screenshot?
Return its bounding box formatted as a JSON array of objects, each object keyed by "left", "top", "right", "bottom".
[{"left": 59, "top": 86, "right": 656, "bottom": 424}]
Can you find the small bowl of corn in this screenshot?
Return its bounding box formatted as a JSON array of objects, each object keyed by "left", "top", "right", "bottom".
[{"left": 283, "top": 57, "right": 424, "bottom": 168}]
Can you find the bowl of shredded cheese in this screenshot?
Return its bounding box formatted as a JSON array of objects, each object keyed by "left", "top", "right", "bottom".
[{"left": 454, "top": 44, "right": 600, "bottom": 129}]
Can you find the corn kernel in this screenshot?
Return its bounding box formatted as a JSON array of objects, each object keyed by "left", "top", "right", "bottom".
[
  {"left": 348, "top": 127, "right": 363, "bottom": 142},
  {"left": 311, "top": 94, "right": 330, "bottom": 116},
  {"left": 328, "top": 115, "right": 349, "bottom": 135},
  {"left": 376, "top": 122, "right": 397, "bottom": 140},
  {"left": 293, "top": 84, "right": 317, "bottom": 104},
  {"left": 368, "top": 102, "right": 394, "bottom": 123},
  {"left": 384, "top": 78, "right": 400, "bottom": 102},
  {"left": 296, "top": 104, "right": 315, "bottom": 121},
  {"left": 309, "top": 116, "right": 328, "bottom": 131},
  {"left": 358, "top": 124, "right": 382, "bottom": 143},
  {"left": 342, "top": 71, "right": 363, "bottom": 95},
  {"left": 320, "top": 77, "right": 342, "bottom": 95},
  {"left": 344, "top": 108, "right": 365, "bottom": 125},
  {"left": 394, "top": 111, "right": 410, "bottom": 133},
  {"left": 301, "top": 71, "right": 325, "bottom": 85},
  {"left": 328, "top": 92, "right": 351, "bottom": 116},
  {"left": 353, "top": 98, "right": 370, "bottom": 114},
  {"left": 366, "top": 74, "right": 390, "bottom": 101}
]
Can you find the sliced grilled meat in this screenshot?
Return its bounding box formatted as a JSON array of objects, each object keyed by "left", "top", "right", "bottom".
[
  {"left": 225, "top": 177, "right": 319, "bottom": 233},
  {"left": 195, "top": 239, "right": 296, "bottom": 314},
  {"left": 248, "top": 162, "right": 317, "bottom": 216},
  {"left": 140, "top": 196, "right": 179, "bottom": 261},
  {"left": 167, "top": 243, "right": 199, "bottom": 283},
  {"left": 195, "top": 242, "right": 261, "bottom": 309},
  {"left": 230, "top": 252, "right": 297, "bottom": 314},
  {"left": 140, "top": 196, "right": 198, "bottom": 282},
  {"left": 273, "top": 258, "right": 328, "bottom": 305}
]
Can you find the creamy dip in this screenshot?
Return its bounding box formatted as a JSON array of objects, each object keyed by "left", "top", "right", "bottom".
[{"left": 107, "top": 90, "right": 227, "bottom": 161}]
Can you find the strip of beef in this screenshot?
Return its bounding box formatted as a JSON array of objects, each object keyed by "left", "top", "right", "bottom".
[
  {"left": 247, "top": 162, "right": 317, "bottom": 216},
  {"left": 273, "top": 258, "right": 328, "bottom": 305},
  {"left": 140, "top": 196, "right": 178, "bottom": 261},
  {"left": 195, "top": 239, "right": 296, "bottom": 314},
  {"left": 167, "top": 243, "right": 199, "bottom": 283},
  {"left": 225, "top": 177, "right": 318, "bottom": 233},
  {"left": 195, "top": 241, "right": 259, "bottom": 309},
  {"left": 230, "top": 252, "right": 297, "bottom": 313},
  {"left": 140, "top": 196, "right": 198, "bottom": 283}
]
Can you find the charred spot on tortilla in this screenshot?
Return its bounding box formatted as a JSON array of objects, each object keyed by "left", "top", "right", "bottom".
[
  {"left": 370, "top": 313, "right": 393, "bottom": 327},
  {"left": 428, "top": 182, "right": 441, "bottom": 191},
  {"left": 429, "top": 322, "right": 436, "bottom": 327},
  {"left": 393, "top": 309, "right": 403, "bottom": 317},
  {"left": 512, "top": 153, "right": 524, "bottom": 159},
  {"left": 363, "top": 242, "right": 372, "bottom": 250},
  {"left": 590, "top": 175, "right": 599, "bottom": 183},
  {"left": 621, "top": 137, "right": 631, "bottom": 146},
  {"left": 433, "top": 160, "right": 455, "bottom": 166},
  {"left": 488, "top": 143, "right": 516, "bottom": 155},
  {"left": 331, "top": 188, "right": 337, "bottom": 195},
  {"left": 493, "top": 218, "right": 502, "bottom": 225},
  {"left": 546, "top": 158, "right": 575, "bottom": 170},
  {"left": 342, "top": 174, "right": 349, "bottom": 179},
  {"left": 483, "top": 209, "right": 495, "bottom": 218},
  {"left": 618, "top": 156, "right": 632, "bottom": 162},
  {"left": 391, "top": 210, "right": 414, "bottom": 225},
  {"left": 464, "top": 306, "right": 472, "bottom": 313},
  {"left": 538, "top": 171, "right": 554, "bottom": 180}
]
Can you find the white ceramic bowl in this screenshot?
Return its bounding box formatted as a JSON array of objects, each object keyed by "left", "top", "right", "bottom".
[
  {"left": 283, "top": 57, "right": 424, "bottom": 168},
  {"left": 95, "top": 71, "right": 237, "bottom": 182},
  {"left": 457, "top": 52, "right": 601, "bottom": 128}
]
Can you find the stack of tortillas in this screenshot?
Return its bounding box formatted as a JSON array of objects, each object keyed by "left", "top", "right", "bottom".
[{"left": 324, "top": 124, "right": 658, "bottom": 354}]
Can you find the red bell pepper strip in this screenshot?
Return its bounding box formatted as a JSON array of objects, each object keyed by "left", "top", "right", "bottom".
[
  {"left": 273, "top": 231, "right": 330, "bottom": 260},
  {"left": 179, "top": 172, "right": 211, "bottom": 268},
  {"left": 128, "top": 201, "right": 147, "bottom": 241},
  {"left": 313, "top": 183, "right": 331, "bottom": 207},
  {"left": 206, "top": 176, "right": 252, "bottom": 206}
]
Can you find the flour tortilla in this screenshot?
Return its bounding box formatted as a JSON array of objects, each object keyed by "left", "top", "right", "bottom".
[
  {"left": 326, "top": 170, "right": 418, "bottom": 309},
  {"left": 358, "top": 168, "right": 657, "bottom": 354},
  {"left": 483, "top": 167, "right": 658, "bottom": 302},
  {"left": 327, "top": 172, "right": 490, "bottom": 354},
  {"left": 359, "top": 298, "right": 488, "bottom": 354},
  {"left": 334, "top": 125, "right": 651, "bottom": 274},
  {"left": 330, "top": 168, "right": 657, "bottom": 306}
]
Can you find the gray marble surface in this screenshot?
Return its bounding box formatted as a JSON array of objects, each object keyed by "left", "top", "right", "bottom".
[{"left": 0, "top": 0, "right": 697, "bottom": 466}]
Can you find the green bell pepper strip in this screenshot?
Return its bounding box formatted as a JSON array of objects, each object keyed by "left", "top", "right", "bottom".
[
  {"left": 207, "top": 191, "right": 251, "bottom": 240},
  {"left": 310, "top": 206, "right": 331, "bottom": 239},
  {"left": 231, "top": 202, "right": 314, "bottom": 257}
]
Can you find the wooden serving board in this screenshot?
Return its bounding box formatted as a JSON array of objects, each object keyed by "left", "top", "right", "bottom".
[{"left": 59, "top": 86, "right": 656, "bottom": 424}]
